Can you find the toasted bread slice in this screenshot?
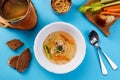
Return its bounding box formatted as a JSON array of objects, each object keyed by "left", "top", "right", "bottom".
[
  {"left": 8, "top": 56, "right": 19, "bottom": 68},
  {"left": 16, "top": 48, "right": 31, "bottom": 72},
  {"left": 84, "top": 0, "right": 119, "bottom": 36},
  {"left": 7, "top": 39, "right": 24, "bottom": 50}
]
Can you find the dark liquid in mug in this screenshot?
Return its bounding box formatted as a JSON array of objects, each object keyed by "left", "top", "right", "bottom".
[{"left": 2, "top": 0, "right": 28, "bottom": 20}]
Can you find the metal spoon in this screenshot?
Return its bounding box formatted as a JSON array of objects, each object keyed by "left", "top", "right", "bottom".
[{"left": 89, "top": 30, "right": 118, "bottom": 75}]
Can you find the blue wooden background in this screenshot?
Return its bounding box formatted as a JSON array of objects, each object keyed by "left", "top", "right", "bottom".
[{"left": 0, "top": 0, "right": 120, "bottom": 80}]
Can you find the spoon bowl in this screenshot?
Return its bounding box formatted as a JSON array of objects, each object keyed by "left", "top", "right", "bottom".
[
  {"left": 89, "top": 30, "right": 108, "bottom": 75},
  {"left": 89, "top": 30, "right": 118, "bottom": 75}
]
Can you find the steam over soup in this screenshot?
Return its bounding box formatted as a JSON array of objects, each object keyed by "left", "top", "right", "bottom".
[{"left": 43, "top": 31, "right": 76, "bottom": 64}]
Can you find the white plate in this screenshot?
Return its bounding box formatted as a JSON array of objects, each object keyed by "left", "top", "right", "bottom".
[{"left": 34, "top": 22, "right": 86, "bottom": 74}]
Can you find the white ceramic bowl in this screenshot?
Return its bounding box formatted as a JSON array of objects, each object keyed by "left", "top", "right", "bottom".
[{"left": 34, "top": 22, "right": 86, "bottom": 74}]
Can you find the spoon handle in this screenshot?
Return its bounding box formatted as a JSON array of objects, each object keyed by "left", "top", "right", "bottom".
[
  {"left": 97, "top": 49, "right": 108, "bottom": 75},
  {"left": 100, "top": 48, "right": 118, "bottom": 70}
]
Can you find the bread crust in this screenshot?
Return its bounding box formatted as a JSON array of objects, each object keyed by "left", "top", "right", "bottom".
[
  {"left": 8, "top": 48, "right": 31, "bottom": 72},
  {"left": 16, "top": 48, "right": 31, "bottom": 72},
  {"left": 7, "top": 39, "right": 24, "bottom": 50},
  {"left": 8, "top": 56, "right": 19, "bottom": 68}
]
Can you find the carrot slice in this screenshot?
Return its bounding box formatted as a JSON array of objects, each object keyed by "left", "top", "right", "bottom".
[
  {"left": 103, "top": 5, "right": 120, "bottom": 11},
  {"left": 105, "top": 9, "right": 120, "bottom": 13},
  {"left": 100, "top": 12, "right": 120, "bottom": 16},
  {"left": 101, "top": 5, "right": 120, "bottom": 16},
  {"left": 52, "top": 56, "right": 69, "bottom": 61},
  {"left": 60, "top": 33, "right": 74, "bottom": 44}
]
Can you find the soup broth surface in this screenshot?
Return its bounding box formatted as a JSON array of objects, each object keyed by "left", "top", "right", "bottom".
[
  {"left": 43, "top": 31, "right": 76, "bottom": 64},
  {"left": 2, "top": 0, "right": 28, "bottom": 20}
]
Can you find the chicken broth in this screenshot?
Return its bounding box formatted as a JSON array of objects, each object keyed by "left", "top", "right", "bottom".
[
  {"left": 1, "top": 0, "right": 28, "bottom": 20},
  {"left": 43, "top": 31, "right": 76, "bottom": 64}
]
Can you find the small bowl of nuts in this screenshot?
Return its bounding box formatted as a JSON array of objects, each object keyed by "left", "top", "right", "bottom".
[{"left": 51, "top": 0, "right": 72, "bottom": 14}]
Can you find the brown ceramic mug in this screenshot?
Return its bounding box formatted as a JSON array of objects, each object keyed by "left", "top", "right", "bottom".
[{"left": 0, "top": 0, "right": 37, "bottom": 30}]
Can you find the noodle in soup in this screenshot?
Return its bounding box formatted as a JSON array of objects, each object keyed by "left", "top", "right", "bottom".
[{"left": 43, "top": 31, "right": 76, "bottom": 64}]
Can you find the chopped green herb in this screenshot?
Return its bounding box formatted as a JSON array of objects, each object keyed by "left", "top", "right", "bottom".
[{"left": 57, "top": 45, "right": 63, "bottom": 52}]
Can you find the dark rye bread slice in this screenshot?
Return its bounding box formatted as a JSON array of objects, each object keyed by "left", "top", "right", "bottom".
[
  {"left": 8, "top": 56, "right": 19, "bottom": 68},
  {"left": 8, "top": 48, "right": 31, "bottom": 72},
  {"left": 84, "top": 0, "right": 119, "bottom": 36},
  {"left": 7, "top": 39, "right": 24, "bottom": 50},
  {"left": 16, "top": 48, "right": 31, "bottom": 72}
]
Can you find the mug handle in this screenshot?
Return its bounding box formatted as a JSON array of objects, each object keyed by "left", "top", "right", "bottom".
[{"left": 0, "top": 17, "right": 9, "bottom": 28}]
